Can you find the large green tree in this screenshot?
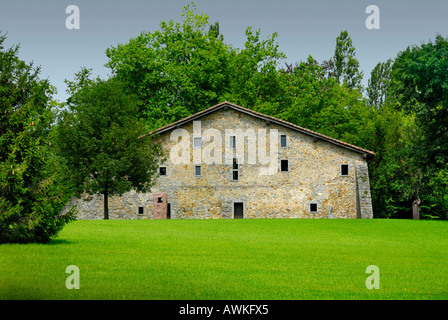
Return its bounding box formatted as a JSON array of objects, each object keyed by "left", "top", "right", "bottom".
[
  {"left": 258, "top": 56, "right": 372, "bottom": 147},
  {"left": 388, "top": 34, "right": 448, "bottom": 219},
  {"left": 105, "top": 4, "right": 285, "bottom": 130},
  {"left": 55, "top": 71, "right": 165, "bottom": 219},
  {"left": 367, "top": 59, "right": 393, "bottom": 108},
  {"left": 0, "top": 35, "right": 76, "bottom": 243},
  {"left": 329, "top": 31, "right": 364, "bottom": 91}
]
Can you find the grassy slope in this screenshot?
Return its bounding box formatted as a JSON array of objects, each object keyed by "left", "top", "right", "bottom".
[{"left": 1, "top": 219, "right": 447, "bottom": 300}]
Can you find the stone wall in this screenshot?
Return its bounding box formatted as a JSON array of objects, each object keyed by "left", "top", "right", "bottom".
[{"left": 71, "top": 107, "right": 373, "bottom": 219}]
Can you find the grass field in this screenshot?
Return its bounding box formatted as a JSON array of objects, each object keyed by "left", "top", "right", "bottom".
[{"left": 1, "top": 219, "right": 447, "bottom": 300}]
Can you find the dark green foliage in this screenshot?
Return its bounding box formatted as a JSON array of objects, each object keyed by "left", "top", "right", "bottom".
[
  {"left": 0, "top": 34, "right": 76, "bottom": 243},
  {"left": 387, "top": 34, "right": 448, "bottom": 219},
  {"left": 55, "top": 71, "right": 165, "bottom": 219}
]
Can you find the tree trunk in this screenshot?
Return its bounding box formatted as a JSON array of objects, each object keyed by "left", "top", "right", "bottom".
[{"left": 104, "top": 190, "right": 109, "bottom": 220}]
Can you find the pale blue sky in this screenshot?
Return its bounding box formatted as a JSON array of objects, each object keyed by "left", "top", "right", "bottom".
[{"left": 1, "top": 0, "right": 447, "bottom": 102}]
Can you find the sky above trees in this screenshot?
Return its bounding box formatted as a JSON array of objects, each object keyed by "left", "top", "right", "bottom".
[{"left": 1, "top": 0, "right": 447, "bottom": 102}]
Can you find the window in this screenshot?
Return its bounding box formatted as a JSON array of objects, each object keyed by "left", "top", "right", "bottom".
[
  {"left": 280, "top": 159, "right": 289, "bottom": 172},
  {"left": 159, "top": 166, "right": 167, "bottom": 176},
  {"left": 232, "top": 158, "right": 239, "bottom": 181},
  {"left": 310, "top": 203, "right": 318, "bottom": 213},
  {"left": 341, "top": 164, "right": 349, "bottom": 176},
  {"left": 157, "top": 197, "right": 163, "bottom": 203},
  {"left": 195, "top": 165, "right": 202, "bottom": 176},
  {"left": 230, "top": 135, "right": 236, "bottom": 149},
  {"left": 193, "top": 137, "right": 202, "bottom": 148},
  {"left": 280, "top": 134, "right": 287, "bottom": 148},
  {"left": 138, "top": 206, "right": 144, "bottom": 215}
]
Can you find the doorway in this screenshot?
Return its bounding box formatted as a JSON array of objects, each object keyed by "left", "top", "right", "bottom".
[{"left": 233, "top": 202, "right": 244, "bottom": 219}]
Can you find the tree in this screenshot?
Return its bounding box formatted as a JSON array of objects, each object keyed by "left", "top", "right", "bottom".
[
  {"left": 388, "top": 34, "right": 448, "bottom": 219},
  {"left": 367, "top": 59, "right": 393, "bottom": 108},
  {"left": 55, "top": 71, "right": 165, "bottom": 219},
  {"left": 257, "top": 56, "right": 372, "bottom": 147},
  {"left": 0, "top": 34, "right": 76, "bottom": 243},
  {"left": 106, "top": 4, "right": 232, "bottom": 130},
  {"left": 105, "top": 3, "right": 286, "bottom": 130},
  {"left": 329, "top": 31, "right": 364, "bottom": 91}
]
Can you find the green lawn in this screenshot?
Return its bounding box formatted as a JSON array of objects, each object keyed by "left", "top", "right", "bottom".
[{"left": 1, "top": 219, "right": 447, "bottom": 300}]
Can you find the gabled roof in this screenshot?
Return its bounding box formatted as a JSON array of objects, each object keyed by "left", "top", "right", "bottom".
[{"left": 145, "top": 101, "right": 375, "bottom": 160}]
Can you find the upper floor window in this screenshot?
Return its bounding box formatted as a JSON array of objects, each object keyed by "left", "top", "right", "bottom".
[
  {"left": 280, "top": 134, "right": 287, "bottom": 148},
  {"left": 230, "top": 136, "right": 236, "bottom": 149},
  {"left": 232, "top": 158, "right": 239, "bottom": 181},
  {"left": 159, "top": 167, "right": 167, "bottom": 176},
  {"left": 195, "top": 165, "right": 202, "bottom": 176},
  {"left": 193, "top": 137, "right": 202, "bottom": 149},
  {"left": 280, "top": 159, "right": 289, "bottom": 172},
  {"left": 340, "top": 164, "right": 349, "bottom": 176}
]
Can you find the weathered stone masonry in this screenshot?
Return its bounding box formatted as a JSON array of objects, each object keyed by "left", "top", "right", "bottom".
[{"left": 69, "top": 102, "right": 374, "bottom": 219}]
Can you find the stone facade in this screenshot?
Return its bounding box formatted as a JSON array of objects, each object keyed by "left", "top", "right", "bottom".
[{"left": 70, "top": 102, "right": 374, "bottom": 220}]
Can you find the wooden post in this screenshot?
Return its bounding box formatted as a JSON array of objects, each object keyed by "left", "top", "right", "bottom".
[{"left": 412, "top": 199, "right": 420, "bottom": 220}]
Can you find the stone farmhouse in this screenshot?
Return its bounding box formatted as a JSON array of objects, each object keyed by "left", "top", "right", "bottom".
[{"left": 73, "top": 101, "right": 375, "bottom": 219}]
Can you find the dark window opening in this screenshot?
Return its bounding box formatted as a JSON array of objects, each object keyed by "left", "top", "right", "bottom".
[
  {"left": 159, "top": 167, "right": 167, "bottom": 176},
  {"left": 281, "top": 159, "right": 289, "bottom": 172},
  {"left": 341, "top": 164, "right": 349, "bottom": 176},
  {"left": 310, "top": 203, "right": 318, "bottom": 213},
  {"left": 232, "top": 158, "right": 239, "bottom": 181},
  {"left": 195, "top": 165, "right": 202, "bottom": 176},
  {"left": 138, "top": 206, "right": 144, "bottom": 215},
  {"left": 157, "top": 197, "right": 163, "bottom": 203}
]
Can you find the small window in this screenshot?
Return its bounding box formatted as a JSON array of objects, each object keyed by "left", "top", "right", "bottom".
[
  {"left": 138, "top": 206, "right": 144, "bottom": 215},
  {"left": 280, "top": 159, "right": 289, "bottom": 172},
  {"left": 232, "top": 158, "right": 238, "bottom": 170},
  {"left": 232, "top": 158, "right": 239, "bottom": 181},
  {"left": 159, "top": 167, "right": 167, "bottom": 176},
  {"left": 310, "top": 203, "right": 318, "bottom": 213},
  {"left": 230, "top": 136, "right": 236, "bottom": 149},
  {"left": 341, "top": 164, "right": 349, "bottom": 176},
  {"left": 193, "top": 137, "right": 202, "bottom": 148},
  {"left": 157, "top": 197, "right": 163, "bottom": 203},
  {"left": 195, "top": 165, "right": 202, "bottom": 176},
  {"left": 280, "top": 135, "right": 287, "bottom": 148}
]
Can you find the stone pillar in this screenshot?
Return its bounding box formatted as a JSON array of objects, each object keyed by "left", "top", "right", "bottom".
[{"left": 355, "top": 162, "right": 373, "bottom": 219}]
